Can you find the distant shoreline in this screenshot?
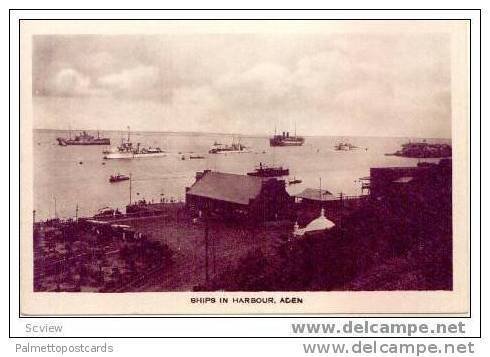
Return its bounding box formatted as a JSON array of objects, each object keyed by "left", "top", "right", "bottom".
[{"left": 33, "top": 128, "right": 452, "bottom": 141}]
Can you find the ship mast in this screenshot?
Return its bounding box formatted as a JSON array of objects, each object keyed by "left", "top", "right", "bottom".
[{"left": 127, "top": 126, "right": 131, "bottom": 142}]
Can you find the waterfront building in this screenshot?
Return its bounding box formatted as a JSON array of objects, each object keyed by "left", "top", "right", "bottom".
[
  {"left": 295, "top": 188, "right": 336, "bottom": 205},
  {"left": 369, "top": 158, "right": 452, "bottom": 200},
  {"left": 185, "top": 170, "right": 293, "bottom": 221}
]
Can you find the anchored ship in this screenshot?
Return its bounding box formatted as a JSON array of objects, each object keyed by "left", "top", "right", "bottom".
[
  {"left": 269, "top": 127, "right": 304, "bottom": 147},
  {"left": 103, "top": 126, "right": 166, "bottom": 159},
  {"left": 208, "top": 138, "right": 250, "bottom": 154},
  {"left": 334, "top": 141, "right": 359, "bottom": 151},
  {"left": 57, "top": 130, "right": 110, "bottom": 146},
  {"left": 247, "top": 162, "right": 289, "bottom": 177}
]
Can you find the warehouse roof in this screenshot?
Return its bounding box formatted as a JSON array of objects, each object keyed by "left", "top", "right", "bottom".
[
  {"left": 187, "top": 171, "right": 267, "bottom": 205},
  {"left": 295, "top": 188, "right": 335, "bottom": 202}
]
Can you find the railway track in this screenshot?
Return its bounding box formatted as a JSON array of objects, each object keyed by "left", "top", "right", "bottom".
[{"left": 106, "top": 263, "right": 169, "bottom": 292}]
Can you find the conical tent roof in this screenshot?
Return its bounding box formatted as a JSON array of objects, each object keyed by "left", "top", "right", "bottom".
[
  {"left": 293, "top": 208, "right": 335, "bottom": 237},
  {"left": 303, "top": 208, "right": 335, "bottom": 233}
]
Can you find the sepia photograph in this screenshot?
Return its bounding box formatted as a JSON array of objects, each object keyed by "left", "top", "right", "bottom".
[{"left": 20, "top": 19, "right": 469, "bottom": 315}]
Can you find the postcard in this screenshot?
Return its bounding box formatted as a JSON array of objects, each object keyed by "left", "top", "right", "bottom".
[{"left": 20, "top": 19, "right": 469, "bottom": 315}]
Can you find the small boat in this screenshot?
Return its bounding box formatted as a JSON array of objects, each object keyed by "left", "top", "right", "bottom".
[
  {"left": 189, "top": 155, "right": 205, "bottom": 159},
  {"left": 109, "top": 173, "right": 130, "bottom": 183},
  {"left": 288, "top": 177, "right": 302, "bottom": 185}
]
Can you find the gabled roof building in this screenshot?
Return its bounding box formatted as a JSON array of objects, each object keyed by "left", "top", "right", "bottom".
[
  {"left": 185, "top": 170, "right": 293, "bottom": 221},
  {"left": 295, "top": 188, "right": 336, "bottom": 203},
  {"left": 369, "top": 159, "right": 452, "bottom": 200}
]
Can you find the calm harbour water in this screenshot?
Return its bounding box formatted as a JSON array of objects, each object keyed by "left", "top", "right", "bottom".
[{"left": 33, "top": 129, "right": 449, "bottom": 220}]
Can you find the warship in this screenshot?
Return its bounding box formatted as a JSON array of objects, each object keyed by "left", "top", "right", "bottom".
[
  {"left": 57, "top": 130, "right": 110, "bottom": 146},
  {"left": 103, "top": 126, "right": 166, "bottom": 159},
  {"left": 208, "top": 138, "right": 250, "bottom": 154}
]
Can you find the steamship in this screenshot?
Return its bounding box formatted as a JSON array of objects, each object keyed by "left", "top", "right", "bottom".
[{"left": 269, "top": 130, "right": 305, "bottom": 147}]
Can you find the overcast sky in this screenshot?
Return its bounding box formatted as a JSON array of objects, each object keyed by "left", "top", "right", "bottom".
[{"left": 32, "top": 33, "right": 451, "bottom": 137}]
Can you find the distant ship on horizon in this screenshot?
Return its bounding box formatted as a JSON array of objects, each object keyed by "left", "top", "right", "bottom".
[{"left": 56, "top": 130, "right": 110, "bottom": 146}]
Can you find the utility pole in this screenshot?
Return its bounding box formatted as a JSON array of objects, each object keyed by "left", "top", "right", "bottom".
[
  {"left": 212, "top": 231, "right": 216, "bottom": 276},
  {"left": 339, "top": 192, "right": 343, "bottom": 238},
  {"left": 129, "top": 173, "right": 132, "bottom": 205},
  {"left": 204, "top": 209, "right": 209, "bottom": 284},
  {"left": 319, "top": 177, "right": 322, "bottom": 200},
  {"left": 54, "top": 196, "right": 57, "bottom": 219}
]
